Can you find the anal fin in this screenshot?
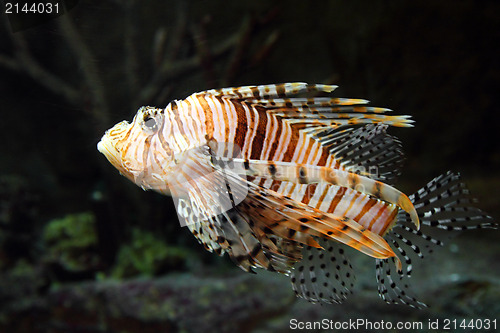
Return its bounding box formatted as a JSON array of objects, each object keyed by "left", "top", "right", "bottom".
[{"left": 291, "top": 239, "right": 355, "bottom": 304}]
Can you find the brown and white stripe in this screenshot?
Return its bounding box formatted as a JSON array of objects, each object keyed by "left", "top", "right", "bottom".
[{"left": 163, "top": 83, "right": 415, "bottom": 237}]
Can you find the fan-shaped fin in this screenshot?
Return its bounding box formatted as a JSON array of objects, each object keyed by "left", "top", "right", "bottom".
[{"left": 291, "top": 239, "right": 355, "bottom": 304}]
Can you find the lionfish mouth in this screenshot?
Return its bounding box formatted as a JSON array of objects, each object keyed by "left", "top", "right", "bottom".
[
  {"left": 97, "top": 121, "right": 134, "bottom": 180},
  {"left": 97, "top": 135, "right": 120, "bottom": 166}
]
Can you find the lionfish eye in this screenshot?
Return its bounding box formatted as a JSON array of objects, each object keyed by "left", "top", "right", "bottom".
[{"left": 144, "top": 117, "right": 156, "bottom": 130}]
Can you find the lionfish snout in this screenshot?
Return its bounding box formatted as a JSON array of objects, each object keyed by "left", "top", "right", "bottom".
[
  {"left": 98, "top": 120, "right": 137, "bottom": 180},
  {"left": 98, "top": 107, "right": 170, "bottom": 188}
]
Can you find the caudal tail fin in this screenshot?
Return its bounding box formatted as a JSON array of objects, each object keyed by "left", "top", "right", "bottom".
[{"left": 375, "top": 171, "right": 497, "bottom": 308}]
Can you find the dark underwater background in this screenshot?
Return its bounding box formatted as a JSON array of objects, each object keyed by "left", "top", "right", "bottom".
[{"left": 0, "top": 1, "right": 499, "bottom": 332}]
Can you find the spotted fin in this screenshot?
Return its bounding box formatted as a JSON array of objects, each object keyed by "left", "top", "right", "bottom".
[
  {"left": 198, "top": 82, "right": 413, "bottom": 128},
  {"left": 218, "top": 210, "right": 275, "bottom": 272},
  {"left": 291, "top": 239, "right": 355, "bottom": 304},
  {"left": 272, "top": 112, "right": 412, "bottom": 128},
  {"left": 177, "top": 182, "right": 278, "bottom": 273},
  {"left": 199, "top": 82, "right": 337, "bottom": 99},
  {"left": 164, "top": 147, "right": 270, "bottom": 272},
  {"left": 178, "top": 198, "right": 226, "bottom": 255},
  {"left": 375, "top": 171, "right": 497, "bottom": 308},
  {"left": 249, "top": 96, "right": 372, "bottom": 107},
  {"left": 167, "top": 147, "right": 324, "bottom": 273}
]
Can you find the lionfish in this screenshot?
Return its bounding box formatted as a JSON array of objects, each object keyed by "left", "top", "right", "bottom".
[{"left": 97, "top": 83, "right": 496, "bottom": 308}]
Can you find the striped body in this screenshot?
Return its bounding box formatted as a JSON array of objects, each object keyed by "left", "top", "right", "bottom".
[
  {"left": 98, "top": 83, "right": 495, "bottom": 308},
  {"left": 161, "top": 87, "right": 401, "bottom": 237}
]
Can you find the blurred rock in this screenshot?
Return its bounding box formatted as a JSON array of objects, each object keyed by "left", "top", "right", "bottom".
[
  {"left": 111, "top": 228, "right": 199, "bottom": 279},
  {"left": 42, "top": 212, "right": 103, "bottom": 281},
  {"left": 1, "top": 271, "right": 294, "bottom": 333}
]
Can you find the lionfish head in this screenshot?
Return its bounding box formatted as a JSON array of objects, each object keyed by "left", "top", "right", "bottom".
[{"left": 97, "top": 106, "right": 172, "bottom": 190}]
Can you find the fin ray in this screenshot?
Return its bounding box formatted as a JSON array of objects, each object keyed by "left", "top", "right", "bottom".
[
  {"left": 291, "top": 239, "right": 355, "bottom": 304},
  {"left": 237, "top": 178, "right": 396, "bottom": 260},
  {"left": 376, "top": 171, "right": 497, "bottom": 308},
  {"left": 216, "top": 157, "right": 420, "bottom": 230}
]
